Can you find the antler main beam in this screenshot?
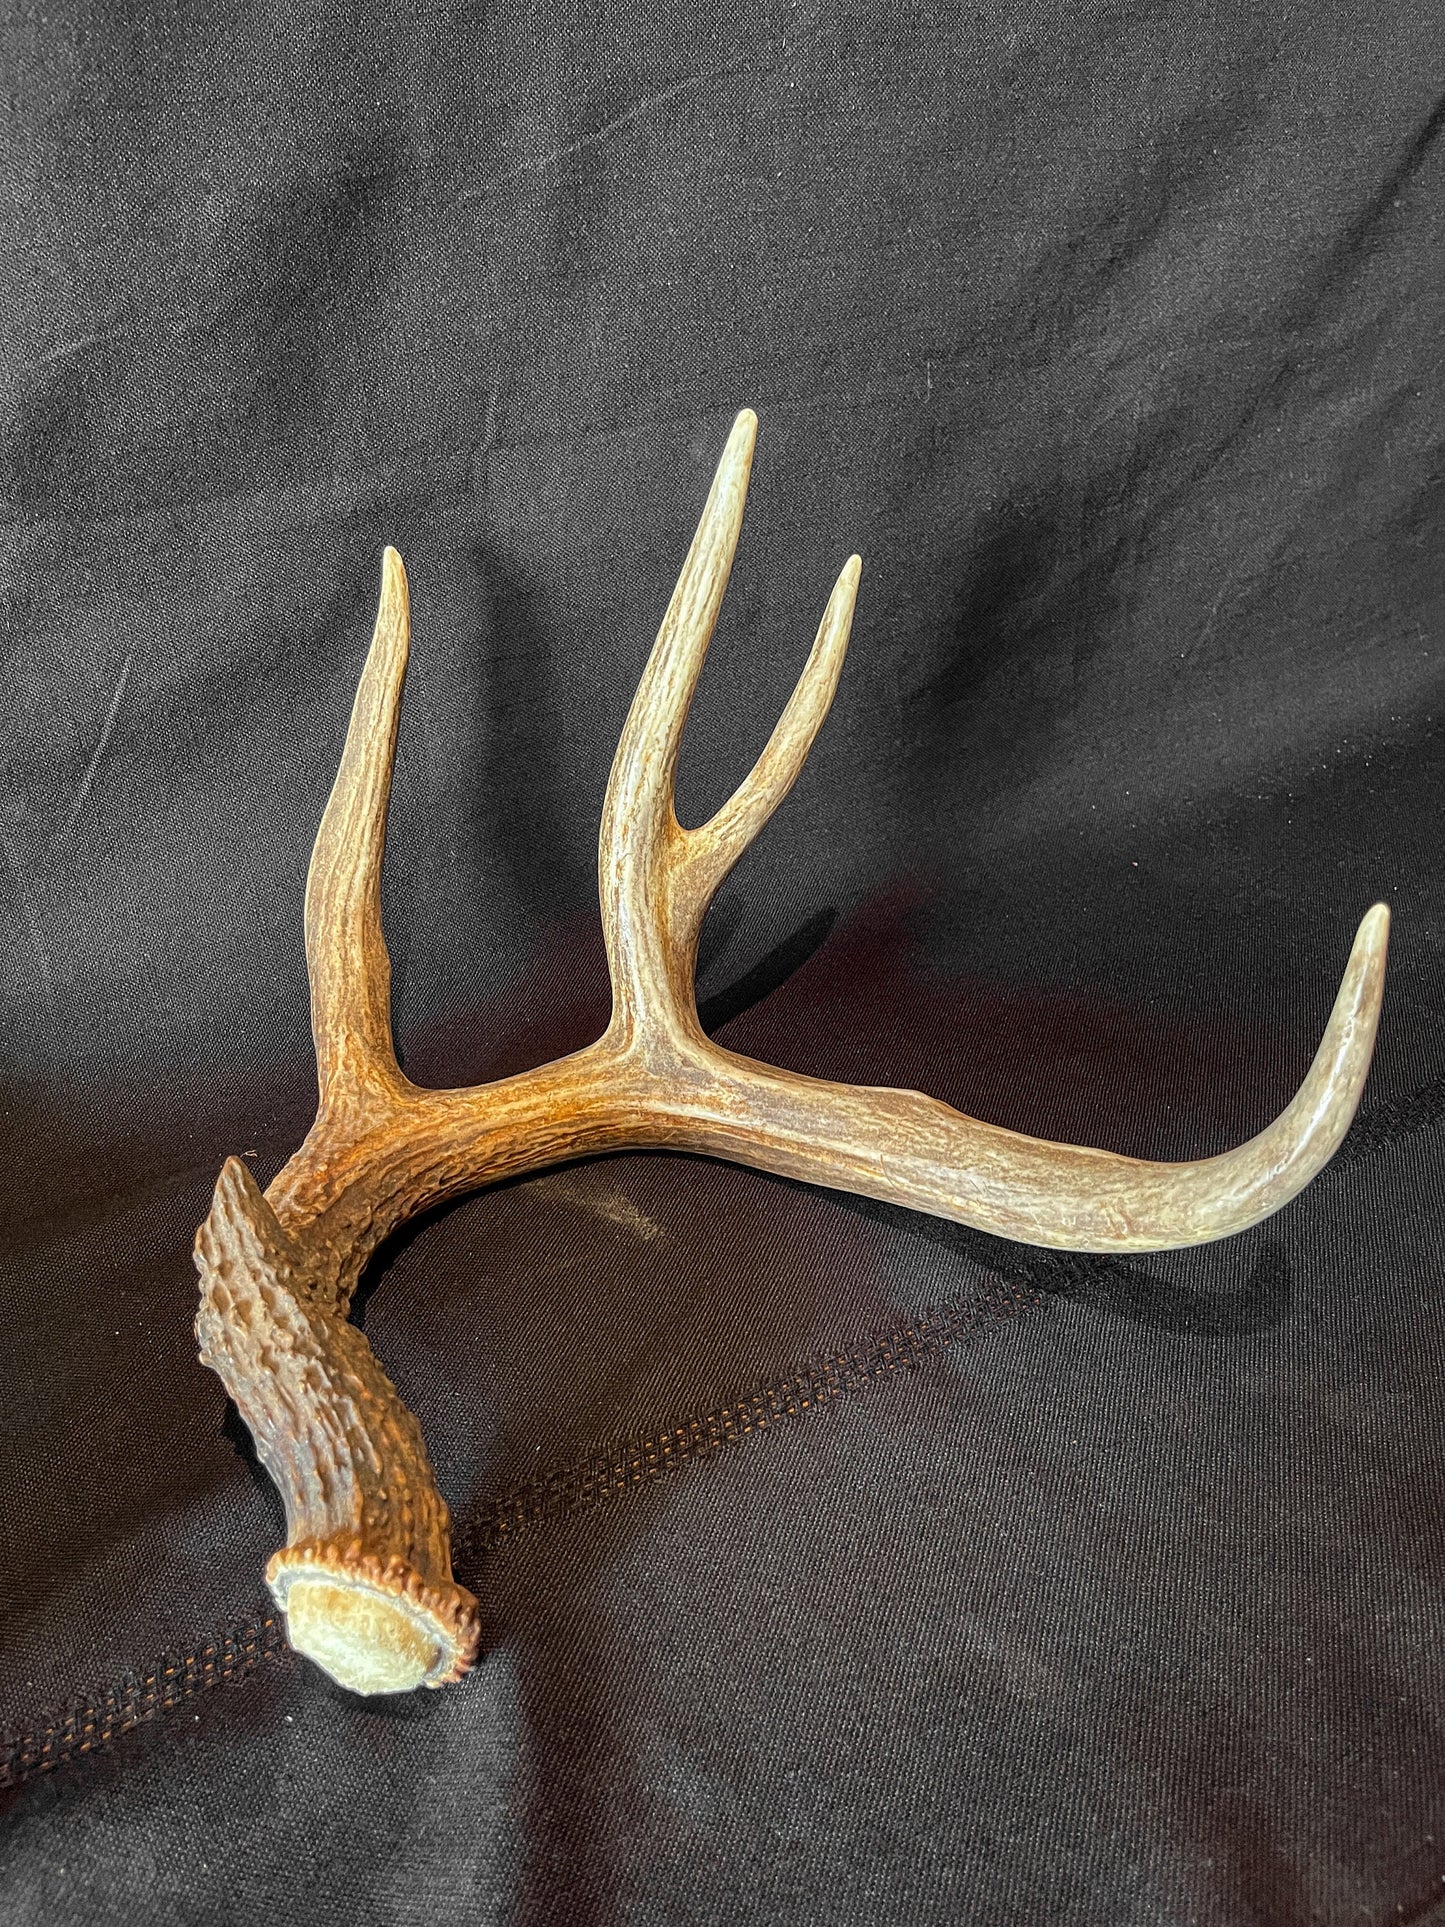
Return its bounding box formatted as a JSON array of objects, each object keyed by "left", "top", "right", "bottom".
[{"left": 195, "top": 409, "right": 1389, "bottom": 1697}]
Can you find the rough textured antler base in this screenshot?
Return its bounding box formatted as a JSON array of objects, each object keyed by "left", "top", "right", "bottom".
[
  {"left": 195, "top": 1156, "right": 481, "bottom": 1688},
  {"left": 195, "top": 409, "right": 1389, "bottom": 1696}
]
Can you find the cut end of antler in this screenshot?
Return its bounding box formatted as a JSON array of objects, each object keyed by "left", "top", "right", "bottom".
[{"left": 268, "top": 1544, "right": 480, "bottom": 1695}]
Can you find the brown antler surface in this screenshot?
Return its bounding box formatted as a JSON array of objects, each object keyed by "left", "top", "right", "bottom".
[{"left": 195, "top": 409, "right": 1389, "bottom": 1696}]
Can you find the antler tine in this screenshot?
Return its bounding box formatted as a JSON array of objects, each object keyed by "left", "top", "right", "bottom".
[
  {"left": 599, "top": 410, "right": 757, "bottom": 1036},
  {"left": 597, "top": 412, "right": 859, "bottom": 1040},
  {"left": 681, "top": 553, "right": 861, "bottom": 913},
  {"left": 603, "top": 408, "right": 757, "bottom": 836},
  {"left": 683, "top": 900, "right": 1389, "bottom": 1251},
  {"left": 304, "top": 545, "right": 411, "bottom": 1116}
]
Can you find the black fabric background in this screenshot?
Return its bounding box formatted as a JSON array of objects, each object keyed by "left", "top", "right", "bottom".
[{"left": 2, "top": 2, "right": 1444, "bottom": 1919}]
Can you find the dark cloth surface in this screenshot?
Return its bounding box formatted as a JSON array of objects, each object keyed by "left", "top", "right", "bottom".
[{"left": 2, "top": 1, "right": 1443, "bottom": 1919}]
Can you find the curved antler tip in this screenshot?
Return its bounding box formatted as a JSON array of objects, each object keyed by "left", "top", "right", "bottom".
[
  {"left": 731, "top": 405, "right": 759, "bottom": 437},
  {"left": 841, "top": 552, "right": 863, "bottom": 585},
  {"left": 380, "top": 544, "right": 407, "bottom": 587},
  {"left": 1350, "top": 900, "right": 1391, "bottom": 991}
]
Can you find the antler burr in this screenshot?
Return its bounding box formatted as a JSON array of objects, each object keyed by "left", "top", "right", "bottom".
[{"left": 195, "top": 409, "right": 1389, "bottom": 1696}]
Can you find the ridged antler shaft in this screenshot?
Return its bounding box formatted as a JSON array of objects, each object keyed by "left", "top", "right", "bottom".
[{"left": 195, "top": 409, "right": 1389, "bottom": 1697}]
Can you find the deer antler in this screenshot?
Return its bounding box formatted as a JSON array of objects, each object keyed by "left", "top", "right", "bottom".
[{"left": 195, "top": 409, "right": 1389, "bottom": 1696}]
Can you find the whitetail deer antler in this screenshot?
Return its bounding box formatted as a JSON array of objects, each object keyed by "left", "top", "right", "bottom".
[{"left": 194, "top": 409, "right": 1389, "bottom": 1697}]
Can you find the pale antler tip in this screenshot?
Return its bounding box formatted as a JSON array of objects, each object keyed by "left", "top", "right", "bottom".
[
  {"left": 1355, "top": 900, "right": 1391, "bottom": 1005},
  {"left": 1346, "top": 900, "right": 1391, "bottom": 1006},
  {"left": 1360, "top": 900, "right": 1391, "bottom": 944},
  {"left": 718, "top": 409, "right": 758, "bottom": 478}
]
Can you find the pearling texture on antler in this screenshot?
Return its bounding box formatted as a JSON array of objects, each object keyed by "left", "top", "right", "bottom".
[{"left": 195, "top": 410, "right": 1389, "bottom": 1696}]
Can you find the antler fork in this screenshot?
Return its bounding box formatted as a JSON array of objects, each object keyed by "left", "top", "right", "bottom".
[{"left": 195, "top": 410, "right": 1389, "bottom": 1696}]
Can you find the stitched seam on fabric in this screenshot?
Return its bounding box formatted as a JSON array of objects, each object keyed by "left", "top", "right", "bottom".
[
  {"left": 0, "top": 1274, "right": 1042, "bottom": 1789},
  {"left": 0, "top": 1615, "right": 288, "bottom": 1792},
  {"left": 456, "top": 1273, "right": 1044, "bottom": 1562}
]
